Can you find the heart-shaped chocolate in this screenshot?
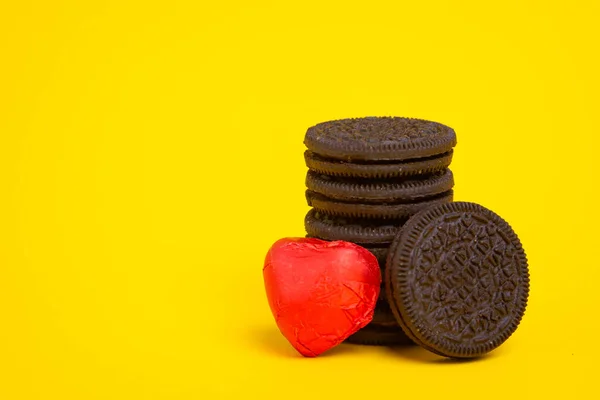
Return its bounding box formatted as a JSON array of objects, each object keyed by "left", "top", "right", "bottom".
[{"left": 263, "top": 238, "right": 381, "bottom": 356}]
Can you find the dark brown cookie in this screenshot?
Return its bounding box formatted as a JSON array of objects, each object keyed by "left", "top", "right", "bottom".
[
  {"left": 304, "top": 210, "right": 404, "bottom": 244},
  {"left": 305, "top": 169, "right": 454, "bottom": 202},
  {"left": 304, "top": 150, "right": 454, "bottom": 179},
  {"left": 385, "top": 202, "right": 530, "bottom": 358},
  {"left": 304, "top": 117, "right": 457, "bottom": 161},
  {"left": 306, "top": 190, "right": 454, "bottom": 219}
]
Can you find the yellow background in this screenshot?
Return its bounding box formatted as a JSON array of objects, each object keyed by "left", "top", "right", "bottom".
[{"left": 1, "top": 1, "right": 598, "bottom": 399}]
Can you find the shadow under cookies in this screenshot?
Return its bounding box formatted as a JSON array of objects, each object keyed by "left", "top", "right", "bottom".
[
  {"left": 247, "top": 325, "right": 497, "bottom": 362},
  {"left": 247, "top": 325, "right": 367, "bottom": 358}
]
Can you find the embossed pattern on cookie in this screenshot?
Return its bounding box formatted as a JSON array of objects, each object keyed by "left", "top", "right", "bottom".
[
  {"left": 385, "top": 202, "right": 529, "bottom": 358},
  {"left": 304, "top": 117, "right": 457, "bottom": 161}
]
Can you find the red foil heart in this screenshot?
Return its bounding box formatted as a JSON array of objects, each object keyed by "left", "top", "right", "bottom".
[{"left": 263, "top": 237, "right": 381, "bottom": 357}]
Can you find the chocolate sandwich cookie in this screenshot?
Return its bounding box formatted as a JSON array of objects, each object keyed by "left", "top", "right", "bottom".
[
  {"left": 304, "top": 210, "right": 404, "bottom": 244},
  {"left": 304, "top": 150, "right": 454, "bottom": 179},
  {"left": 345, "top": 325, "right": 414, "bottom": 346},
  {"left": 305, "top": 169, "right": 454, "bottom": 202},
  {"left": 385, "top": 202, "right": 529, "bottom": 358},
  {"left": 304, "top": 117, "right": 456, "bottom": 161},
  {"left": 306, "top": 189, "right": 454, "bottom": 219}
]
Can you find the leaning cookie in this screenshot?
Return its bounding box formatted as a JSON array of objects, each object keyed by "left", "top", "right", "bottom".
[{"left": 385, "top": 202, "right": 530, "bottom": 358}]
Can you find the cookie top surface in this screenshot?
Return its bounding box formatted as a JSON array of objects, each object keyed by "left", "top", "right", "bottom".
[
  {"left": 385, "top": 202, "right": 529, "bottom": 358},
  {"left": 306, "top": 169, "right": 454, "bottom": 202},
  {"left": 304, "top": 117, "right": 457, "bottom": 161}
]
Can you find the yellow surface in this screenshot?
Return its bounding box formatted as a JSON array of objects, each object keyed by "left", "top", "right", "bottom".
[{"left": 1, "top": 1, "right": 598, "bottom": 399}]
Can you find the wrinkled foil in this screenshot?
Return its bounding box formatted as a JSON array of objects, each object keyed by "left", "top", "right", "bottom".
[{"left": 263, "top": 237, "right": 381, "bottom": 357}]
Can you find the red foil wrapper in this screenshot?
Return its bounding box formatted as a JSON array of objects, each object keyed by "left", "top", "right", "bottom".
[{"left": 263, "top": 238, "right": 381, "bottom": 357}]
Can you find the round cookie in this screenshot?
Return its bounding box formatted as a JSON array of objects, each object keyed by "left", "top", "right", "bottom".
[
  {"left": 305, "top": 169, "right": 454, "bottom": 202},
  {"left": 385, "top": 202, "right": 530, "bottom": 358},
  {"left": 304, "top": 117, "right": 457, "bottom": 161},
  {"left": 304, "top": 210, "right": 404, "bottom": 244},
  {"left": 304, "top": 150, "right": 454, "bottom": 179},
  {"left": 306, "top": 190, "right": 454, "bottom": 219}
]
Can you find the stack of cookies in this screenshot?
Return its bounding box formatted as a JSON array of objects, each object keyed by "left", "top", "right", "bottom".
[{"left": 303, "top": 117, "right": 458, "bottom": 345}]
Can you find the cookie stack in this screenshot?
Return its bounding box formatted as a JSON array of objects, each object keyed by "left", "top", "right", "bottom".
[{"left": 303, "top": 117, "right": 458, "bottom": 345}]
